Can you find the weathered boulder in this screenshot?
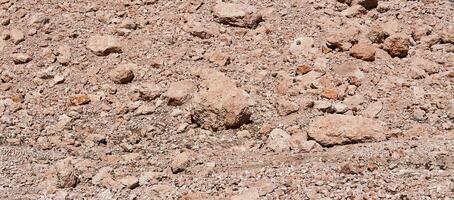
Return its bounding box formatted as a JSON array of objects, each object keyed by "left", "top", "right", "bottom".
[
  {"left": 192, "top": 68, "right": 253, "bottom": 130},
  {"left": 212, "top": 2, "right": 263, "bottom": 28},
  {"left": 308, "top": 114, "right": 385, "bottom": 146}
]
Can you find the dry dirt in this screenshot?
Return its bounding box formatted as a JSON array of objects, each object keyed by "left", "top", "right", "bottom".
[{"left": 0, "top": 0, "right": 453, "bottom": 199}]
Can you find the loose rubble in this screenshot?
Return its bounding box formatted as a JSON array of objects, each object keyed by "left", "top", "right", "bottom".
[{"left": 1, "top": 0, "right": 453, "bottom": 199}]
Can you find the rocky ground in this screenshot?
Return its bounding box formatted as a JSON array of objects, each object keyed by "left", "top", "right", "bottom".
[{"left": 0, "top": 0, "right": 453, "bottom": 199}]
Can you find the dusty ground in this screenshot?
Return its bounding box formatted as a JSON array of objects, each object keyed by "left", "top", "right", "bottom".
[{"left": 0, "top": 0, "right": 453, "bottom": 199}]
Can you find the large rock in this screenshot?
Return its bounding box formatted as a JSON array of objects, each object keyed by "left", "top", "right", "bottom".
[
  {"left": 212, "top": 2, "right": 263, "bottom": 28},
  {"left": 308, "top": 114, "right": 385, "bottom": 146},
  {"left": 192, "top": 68, "right": 252, "bottom": 130},
  {"left": 86, "top": 35, "right": 122, "bottom": 56},
  {"left": 266, "top": 128, "right": 291, "bottom": 152},
  {"left": 383, "top": 34, "right": 410, "bottom": 58}
]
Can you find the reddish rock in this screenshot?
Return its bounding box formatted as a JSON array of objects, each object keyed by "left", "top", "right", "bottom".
[
  {"left": 308, "top": 114, "right": 385, "bottom": 146},
  {"left": 87, "top": 35, "right": 122, "bottom": 56},
  {"left": 383, "top": 34, "right": 411, "bottom": 58},
  {"left": 69, "top": 94, "right": 91, "bottom": 106},
  {"left": 110, "top": 64, "right": 135, "bottom": 84},
  {"left": 212, "top": 2, "right": 263, "bottom": 28},
  {"left": 192, "top": 68, "right": 252, "bottom": 130},
  {"left": 349, "top": 43, "right": 376, "bottom": 61}
]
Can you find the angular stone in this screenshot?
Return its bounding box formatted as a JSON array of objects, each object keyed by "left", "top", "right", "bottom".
[
  {"left": 308, "top": 114, "right": 385, "bottom": 146},
  {"left": 213, "top": 2, "right": 263, "bottom": 28},
  {"left": 276, "top": 98, "right": 299, "bottom": 116},
  {"left": 110, "top": 64, "right": 134, "bottom": 84},
  {"left": 164, "top": 80, "right": 195, "bottom": 106},
  {"left": 350, "top": 43, "right": 376, "bottom": 61},
  {"left": 266, "top": 128, "right": 291, "bottom": 152},
  {"left": 11, "top": 53, "right": 32, "bottom": 64},
  {"left": 383, "top": 34, "right": 410, "bottom": 58},
  {"left": 10, "top": 29, "right": 25, "bottom": 44},
  {"left": 171, "top": 152, "right": 192, "bottom": 174},
  {"left": 192, "top": 68, "right": 252, "bottom": 130},
  {"left": 87, "top": 35, "right": 122, "bottom": 56}
]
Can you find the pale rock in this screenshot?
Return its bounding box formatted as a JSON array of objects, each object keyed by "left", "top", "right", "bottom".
[
  {"left": 164, "top": 80, "right": 195, "bottom": 106},
  {"left": 57, "top": 45, "right": 71, "bottom": 65},
  {"left": 192, "top": 68, "right": 252, "bottom": 130},
  {"left": 276, "top": 98, "right": 299, "bottom": 116},
  {"left": 55, "top": 159, "right": 78, "bottom": 188},
  {"left": 289, "top": 36, "right": 318, "bottom": 57},
  {"left": 130, "top": 83, "right": 162, "bottom": 101},
  {"left": 413, "top": 108, "right": 426, "bottom": 121},
  {"left": 349, "top": 43, "right": 376, "bottom": 61},
  {"left": 326, "top": 26, "right": 360, "bottom": 51},
  {"left": 208, "top": 50, "right": 230, "bottom": 66},
  {"left": 11, "top": 53, "right": 32, "bottom": 64},
  {"left": 411, "top": 58, "right": 439, "bottom": 75},
  {"left": 92, "top": 167, "right": 113, "bottom": 185},
  {"left": 343, "top": 95, "right": 365, "bottom": 110},
  {"left": 119, "top": 18, "right": 137, "bottom": 30},
  {"left": 231, "top": 188, "right": 260, "bottom": 200},
  {"left": 333, "top": 61, "right": 365, "bottom": 80},
  {"left": 341, "top": 5, "right": 366, "bottom": 17},
  {"left": 10, "top": 29, "right": 25, "bottom": 44},
  {"left": 266, "top": 128, "right": 291, "bottom": 152},
  {"left": 87, "top": 35, "right": 122, "bottom": 56},
  {"left": 308, "top": 114, "right": 385, "bottom": 146},
  {"left": 171, "top": 151, "right": 192, "bottom": 174},
  {"left": 333, "top": 102, "right": 348, "bottom": 113},
  {"left": 119, "top": 176, "right": 139, "bottom": 189},
  {"left": 183, "top": 20, "right": 219, "bottom": 39},
  {"left": 135, "top": 104, "right": 154, "bottom": 116},
  {"left": 213, "top": 2, "right": 263, "bottom": 28},
  {"left": 362, "top": 102, "right": 383, "bottom": 118},
  {"left": 110, "top": 64, "right": 134, "bottom": 84},
  {"left": 314, "top": 100, "right": 333, "bottom": 112}
]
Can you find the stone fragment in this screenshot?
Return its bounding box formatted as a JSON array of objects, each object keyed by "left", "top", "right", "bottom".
[
  {"left": 212, "top": 2, "right": 263, "bottom": 28},
  {"left": 208, "top": 50, "right": 230, "bottom": 66},
  {"left": 326, "top": 26, "right": 360, "bottom": 51},
  {"left": 192, "top": 68, "right": 252, "bottom": 130},
  {"left": 314, "top": 100, "right": 333, "bottom": 112},
  {"left": 87, "top": 35, "right": 122, "bottom": 56},
  {"left": 92, "top": 167, "right": 113, "bottom": 185},
  {"left": 57, "top": 45, "right": 71, "bottom": 65},
  {"left": 55, "top": 159, "right": 78, "bottom": 188},
  {"left": 11, "top": 53, "right": 32, "bottom": 64},
  {"left": 368, "top": 24, "right": 386, "bottom": 43},
  {"left": 266, "top": 128, "right": 291, "bottom": 152},
  {"left": 183, "top": 20, "right": 219, "bottom": 39},
  {"left": 120, "top": 18, "right": 137, "bottom": 30},
  {"left": 110, "top": 64, "right": 134, "bottom": 84},
  {"left": 276, "top": 98, "right": 299, "bottom": 116},
  {"left": 120, "top": 176, "right": 139, "bottom": 189},
  {"left": 69, "top": 94, "right": 90, "bottom": 106},
  {"left": 349, "top": 43, "right": 376, "bottom": 61},
  {"left": 362, "top": 102, "right": 383, "bottom": 118},
  {"left": 341, "top": 5, "right": 366, "bottom": 17},
  {"left": 164, "top": 80, "right": 195, "bottom": 106},
  {"left": 171, "top": 152, "right": 192, "bottom": 174},
  {"left": 383, "top": 34, "right": 410, "bottom": 58},
  {"left": 296, "top": 64, "right": 312, "bottom": 75},
  {"left": 333, "top": 102, "right": 348, "bottom": 113},
  {"left": 10, "top": 29, "right": 25, "bottom": 44},
  {"left": 308, "top": 114, "right": 385, "bottom": 146}
]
